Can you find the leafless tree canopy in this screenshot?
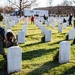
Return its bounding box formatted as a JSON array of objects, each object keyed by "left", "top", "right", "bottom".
[
  {"left": 7, "top": 0, "right": 38, "bottom": 10},
  {"left": 58, "top": 0, "right": 75, "bottom": 6},
  {"left": 7, "top": 0, "right": 38, "bottom": 16},
  {"left": 47, "top": 0, "right": 53, "bottom": 6}
]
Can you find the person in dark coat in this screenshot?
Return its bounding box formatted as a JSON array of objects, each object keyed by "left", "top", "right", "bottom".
[
  {"left": 68, "top": 14, "right": 72, "bottom": 26},
  {"left": 0, "top": 26, "right": 7, "bottom": 60},
  {"left": 43, "top": 15, "right": 46, "bottom": 24}
]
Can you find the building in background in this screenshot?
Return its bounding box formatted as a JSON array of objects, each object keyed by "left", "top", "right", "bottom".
[{"left": 23, "top": 9, "right": 48, "bottom": 17}]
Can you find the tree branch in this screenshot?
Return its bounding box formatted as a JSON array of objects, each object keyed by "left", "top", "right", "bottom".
[{"left": 7, "top": 0, "right": 20, "bottom": 8}]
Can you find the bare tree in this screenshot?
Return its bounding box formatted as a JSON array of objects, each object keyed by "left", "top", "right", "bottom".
[
  {"left": 46, "top": 0, "right": 53, "bottom": 6},
  {"left": 46, "top": 0, "right": 53, "bottom": 15},
  {"left": 7, "top": 0, "right": 38, "bottom": 16},
  {"left": 60, "top": 0, "right": 72, "bottom": 6}
]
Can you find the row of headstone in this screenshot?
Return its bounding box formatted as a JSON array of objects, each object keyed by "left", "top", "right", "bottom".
[
  {"left": 18, "top": 17, "right": 28, "bottom": 44},
  {"left": 34, "top": 19, "right": 71, "bottom": 64},
  {"left": 37, "top": 16, "right": 74, "bottom": 31},
  {"left": 6, "top": 16, "right": 73, "bottom": 74},
  {"left": 35, "top": 16, "right": 75, "bottom": 42},
  {"left": 34, "top": 19, "right": 52, "bottom": 42},
  {"left": 1, "top": 14, "right": 25, "bottom": 73},
  {"left": 37, "top": 16, "right": 69, "bottom": 34},
  {"left": 3, "top": 15, "right": 26, "bottom": 44},
  {"left": 3, "top": 14, "right": 24, "bottom": 30},
  {"left": 4, "top": 14, "right": 24, "bottom": 73}
]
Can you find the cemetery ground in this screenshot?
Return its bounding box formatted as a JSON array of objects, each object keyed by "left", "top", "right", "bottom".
[{"left": 0, "top": 18, "right": 75, "bottom": 75}]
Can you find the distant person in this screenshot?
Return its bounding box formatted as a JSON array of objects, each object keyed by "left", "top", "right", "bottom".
[
  {"left": 31, "top": 15, "right": 34, "bottom": 24},
  {"left": 5, "top": 29, "right": 18, "bottom": 48},
  {"left": 43, "top": 15, "right": 47, "bottom": 24},
  {"left": 63, "top": 18, "right": 66, "bottom": 23},
  {"left": 43, "top": 15, "right": 46, "bottom": 20},
  {"left": 68, "top": 14, "right": 72, "bottom": 26}
]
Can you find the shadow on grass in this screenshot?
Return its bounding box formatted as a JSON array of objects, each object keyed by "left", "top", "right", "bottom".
[
  {"left": 27, "top": 60, "right": 60, "bottom": 75},
  {"left": 21, "top": 41, "right": 45, "bottom": 47},
  {"left": 0, "top": 60, "right": 8, "bottom": 75},
  {"left": 71, "top": 42, "right": 75, "bottom": 46},
  {"left": 26, "top": 33, "right": 42, "bottom": 37},
  {"left": 49, "top": 40, "right": 63, "bottom": 45},
  {"left": 22, "top": 47, "right": 58, "bottom": 60},
  {"left": 12, "top": 28, "right": 22, "bottom": 31},
  {"left": 71, "top": 39, "right": 75, "bottom": 45},
  {"left": 61, "top": 66, "right": 75, "bottom": 75},
  {"left": 28, "top": 28, "right": 38, "bottom": 30}
]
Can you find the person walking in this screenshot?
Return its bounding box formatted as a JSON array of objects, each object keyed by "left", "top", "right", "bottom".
[{"left": 31, "top": 15, "right": 34, "bottom": 24}]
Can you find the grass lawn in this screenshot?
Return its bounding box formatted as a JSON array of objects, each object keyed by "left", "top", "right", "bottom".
[{"left": 0, "top": 18, "right": 75, "bottom": 75}]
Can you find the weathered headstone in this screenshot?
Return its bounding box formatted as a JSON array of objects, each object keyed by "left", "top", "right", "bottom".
[
  {"left": 45, "top": 30, "right": 52, "bottom": 42},
  {"left": 59, "top": 41, "right": 70, "bottom": 64},
  {"left": 7, "top": 46, "right": 22, "bottom": 73},
  {"left": 58, "top": 25, "right": 62, "bottom": 33},
  {"left": 68, "top": 29, "right": 74, "bottom": 40},
  {"left": 22, "top": 25, "right": 27, "bottom": 35},
  {"left": 38, "top": 23, "right": 42, "bottom": 29},
  {"left": 63, "top": 23, "right": 67, "bottom": 29},
  {"left": 11, "top": 20, "right": 15, "bottom": 26},
  {"left": 7, "top": 22, "right": 11, "bottom": 29},
  {"left": 41, "top": 26, "right": 46, "bottom": 34},
  {"left": 52, "top": 22, "right": 55, "bottom": 29},
  {"left": 18, "top": 30, "right": 25, "bottom": 43}
]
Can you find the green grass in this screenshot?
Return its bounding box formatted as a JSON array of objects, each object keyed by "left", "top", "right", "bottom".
[{"left": 0, "top": 19, "right": 75, "bottom": 75}]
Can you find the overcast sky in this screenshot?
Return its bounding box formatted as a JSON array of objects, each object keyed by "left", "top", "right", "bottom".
[{"left": 37, "top": 0, "right": 63, "bottom": 7}]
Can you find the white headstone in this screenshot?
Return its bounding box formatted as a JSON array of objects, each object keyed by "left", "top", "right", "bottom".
[
  {"left": 63, "top": 23, "right": 67, "bottom": 29},
  {"left": 47, "top": 21, "right": 50, "bottom": 26},
  {"left": 11, "top": 20, "right": 15, "bottom": 26},
  {"left": 18, "top": 30, "right": 25, "bottom": 43},
  {"left": 38, "top": 23, "right": 42, "bottom": 29},
  {"left": 58, "top": 25, "right": 62, "bottom": 33},
  {"left": 68, "top": 29, "right": 74, "bottom": 40},
  {"left": 22, "top": 25, "right": 27, "bottom": 35},
  {"left": 7, "top": 22, "right": 11, "bottom": 29},
  {"left": 41, "top": 26, "right": 46, "bottom": 34},
  {"left": 24, "top": 20, "right": 28, "bottom": 25},
  {"left": 45, "top": 30, "right": 52, "bottom": 42},
  {"left": 52, "top": 22, "right": 55, "bottom": 29},
  {"left": 34, "top": 20, "right": 38, "bottom": 26},
  {"left": 3, "top": 19, "right": 6, "bottom": 24},
  {"left": 59, "top": 41, "right": 70, "bottom": 64},
  {"left": 7, "top": 46, "right": 22, "bottom": 73}
]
